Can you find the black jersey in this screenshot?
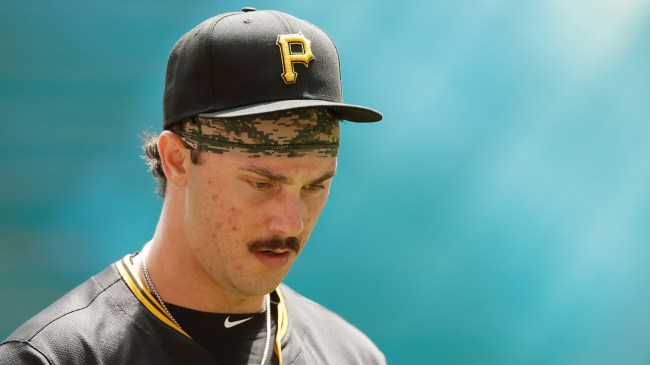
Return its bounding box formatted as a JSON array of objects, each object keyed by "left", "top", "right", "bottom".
[{"left": 0, "top": 255, "right": 385, "bottom": 365}]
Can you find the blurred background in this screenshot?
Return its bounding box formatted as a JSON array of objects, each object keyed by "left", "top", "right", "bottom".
[{"left": 1, "top": 0, "right": 649, "bottom": 364}]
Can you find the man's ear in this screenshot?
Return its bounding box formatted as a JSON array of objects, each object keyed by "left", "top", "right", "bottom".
[{"left": 158, "top": 131, "right": 190, "bottom": 188}]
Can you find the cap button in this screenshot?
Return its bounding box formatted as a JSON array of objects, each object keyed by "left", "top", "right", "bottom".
[{"left": 241, "top": 7, "right": 256, "bottom": 12}]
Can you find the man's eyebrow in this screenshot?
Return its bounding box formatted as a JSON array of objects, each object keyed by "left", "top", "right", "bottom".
[
  {"left": 239, "top": 166, "right": 291, "bottom": 184},
  {"left": 238, "top": 166, "right": 336, "bottom": 185},
  {"left": 311, "top": 171, "right": 337, "bottom": 185}
]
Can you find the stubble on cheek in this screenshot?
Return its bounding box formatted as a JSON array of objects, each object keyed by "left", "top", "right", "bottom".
[
  {"left": 226, "top": 207, "right": 240, "bottom": 232},
  {"left": 196, "top": 192, "right": 245, "bottom": 280},
  {"left": 204, "top": 193, "right": 225, "bottom": 231},
  {"left": 213, "top": 190, "right": 248, "bottom": 256}
]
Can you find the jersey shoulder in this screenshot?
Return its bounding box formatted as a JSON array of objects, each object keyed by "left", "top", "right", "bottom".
[
  {"left": 1, "top": 261, "right": 215, "bottom": 365},
  {"left": 2, "top": 264, "right": 122, "bottom": 344},
  {"left": 279, "top": 283, "right": 386, "bottom": 365},
  {"left": 0, "top": 265, "right": 127, "bottom": 364},
  {"left": 0, "top": 340, "right": 51, "bottom": 365}
]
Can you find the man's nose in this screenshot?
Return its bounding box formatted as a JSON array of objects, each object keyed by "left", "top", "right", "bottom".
[{"left": 267, "top": 190, "right": 304, "bottom": 237}]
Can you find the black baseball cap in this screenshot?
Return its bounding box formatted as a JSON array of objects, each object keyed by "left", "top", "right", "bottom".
[{"left": 163, "top": 8, "right": 382, "bottom": 129}]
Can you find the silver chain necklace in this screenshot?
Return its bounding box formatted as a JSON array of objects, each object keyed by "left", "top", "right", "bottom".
[{"left": 141, "top": 254, "right": 272, "bottom": 365}]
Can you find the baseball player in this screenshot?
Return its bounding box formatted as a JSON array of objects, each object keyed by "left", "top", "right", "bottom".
[{"left": 0, "top": 8, "right": 385, "bottom": 364}]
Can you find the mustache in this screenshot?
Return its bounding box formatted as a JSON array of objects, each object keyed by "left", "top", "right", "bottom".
[{"left": 248, "top": 236, "right": 302, "bottom": 253}]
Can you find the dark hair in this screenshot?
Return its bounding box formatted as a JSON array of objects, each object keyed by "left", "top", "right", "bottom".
[{"left": 142, "top": 131, "right": 203, "bottom": 197}]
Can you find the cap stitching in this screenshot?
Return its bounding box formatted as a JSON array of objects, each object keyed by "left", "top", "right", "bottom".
[
  {"left": 269, "top": 10, "right": 294, "bottom": 33},
  {"left": 206, "top": 13, "right": 239, "bottom": 117},
  {"left": 312, "top": 23, "right": 343, "bottom": 101}
]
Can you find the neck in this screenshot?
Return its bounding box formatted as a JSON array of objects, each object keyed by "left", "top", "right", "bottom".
[{"left": 135, "top": 235, "right": 268, "bottom": 314}]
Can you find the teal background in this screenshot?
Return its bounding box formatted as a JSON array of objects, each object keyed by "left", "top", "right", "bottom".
[{"left": 2, "top": 1, "right": 650, "bottom": 364}]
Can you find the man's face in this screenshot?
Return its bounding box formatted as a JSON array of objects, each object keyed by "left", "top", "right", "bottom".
[{"left": 182, "top": 152, "right": 336, "bottom": 299}]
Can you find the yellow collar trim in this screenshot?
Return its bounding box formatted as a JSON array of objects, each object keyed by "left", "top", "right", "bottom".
[
  {"left": 275, "top": 287, "right": 289, "bottom": 365},
  {"left": 115, "top": 254, "right": 288, "bottom": 360},
  {"left": 116, "top": 255, "right": 190, "bottom": 337}
]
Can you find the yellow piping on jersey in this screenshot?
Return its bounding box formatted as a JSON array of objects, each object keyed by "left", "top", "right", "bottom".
[
  {"left": 275, "top": 287, "right": 289, "bottom": 365},
  {"left": 116, "top": 256, "right": 191, "bottom": 338},
  {"left": 116, "top": 254, "right": 288, "bottom": 361}
]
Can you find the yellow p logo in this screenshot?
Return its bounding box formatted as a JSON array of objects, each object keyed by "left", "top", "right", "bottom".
[{"left": 276, "top": 33, "right": 314, "bottom": 84}]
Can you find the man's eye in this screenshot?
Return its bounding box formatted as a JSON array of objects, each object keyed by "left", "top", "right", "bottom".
[
  {"left": 250, "top": 181, "right": 272, "bottom": 190},
  {"left": 304, "top": 184, "right": 325, "bottom": 192}
]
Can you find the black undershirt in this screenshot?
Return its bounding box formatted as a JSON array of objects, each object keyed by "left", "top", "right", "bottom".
[{"left": 166, "top": 302, "right": 278, "bottom": 365}]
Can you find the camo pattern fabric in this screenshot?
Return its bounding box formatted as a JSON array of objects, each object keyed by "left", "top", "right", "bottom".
[{"left": 173, "top": 109, "right": 340, "bottom": 158}]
